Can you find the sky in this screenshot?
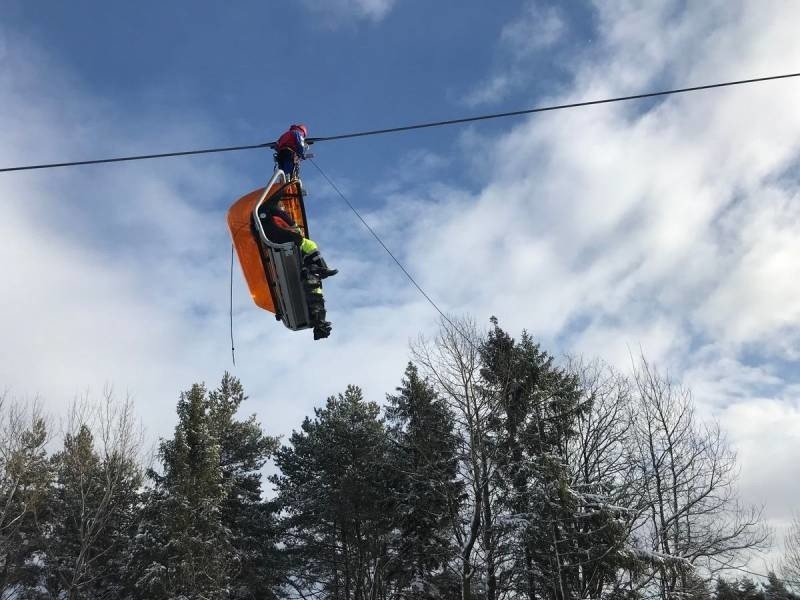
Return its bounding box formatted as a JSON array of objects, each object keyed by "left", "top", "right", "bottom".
[{"left": 1, "top": 0, "right": 800, "bottom": 569}]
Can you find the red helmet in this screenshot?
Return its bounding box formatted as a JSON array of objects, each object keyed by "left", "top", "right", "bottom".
[{"left": 291, "top": 124, "right": 308, "bottom": 137}]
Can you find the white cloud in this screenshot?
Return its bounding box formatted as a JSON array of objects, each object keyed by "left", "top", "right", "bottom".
[
  {"left": 719, "top": 398, "right": 800, "bottom": 518},
  {"left": 0, "top": 27, "right": 417, "bottom": 447},
  {"left": 299, "top": 0, "right": 397, "bottom": 25},
  {"left": 463, "top": 74, "right": 513, "bottom": 108},
  {"left": 395, "top": 0, "right": 800, "bottom": 535},
  {"left": 462, "top": 1, "right": 566, "bottom": 106},
  {"left": 501, "top": 2, "right": 565, "bottom": 58}
]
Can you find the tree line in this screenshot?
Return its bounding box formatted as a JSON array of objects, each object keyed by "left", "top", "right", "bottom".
[{"left": 0, "top": 317, "right": 793, "bottom": 599}]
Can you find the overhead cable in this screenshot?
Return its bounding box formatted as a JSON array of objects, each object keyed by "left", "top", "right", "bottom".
[
  {"left": 2, "top": 71, "right": 799, "bottom": 174},
  {"left": 307, "top": 72, "right": 800, "bottom": 144},
  {"left": 0, "top": 142, "right": 272, "bottom": 174}
]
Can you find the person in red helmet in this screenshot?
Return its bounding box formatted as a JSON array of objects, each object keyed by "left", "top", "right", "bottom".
[{"left": 275, "top": 124, "right": 309, "bottom": 179}]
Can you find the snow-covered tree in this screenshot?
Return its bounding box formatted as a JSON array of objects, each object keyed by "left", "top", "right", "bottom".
[
  {"left": 207, "top": 372, "right": 281, "bottom": 599},
  {"left": 627, "top": 359, "right": 768, "bottom": 599},
  {"left": 43, "top": 395, "right": 141, "bottom": 600},
  {"left": 480, "top": 319, "right": 637, "bottom": 600},
  {"left": 272, "top": 385, "right": 394, "bottom": 600},
  {"left": 0, "top": 398, "right": 51, "bottom": 598},
  {"left": 783, "top": 515, "right": 800, "bottom": 590},
  {"left": 412, "top": 316, "right": 492, "bottom": 600},
  {"left": 764, "top": 572, "right": 800, "bottom": 600},
  {"left": 384, "top": 362, "right": 464, "bottom": 598},
  {"left": 129, "top": 382, "right": 234, "bottom": 599}
]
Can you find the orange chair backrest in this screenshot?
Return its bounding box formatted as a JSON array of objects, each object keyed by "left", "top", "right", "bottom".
[{"left": 226, "top": 181, "right": 309, "bottom": 314}]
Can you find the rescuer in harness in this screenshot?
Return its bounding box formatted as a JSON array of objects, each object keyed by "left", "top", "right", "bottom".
[
  {"left": 261, "top": 187, "right": 337, "bottom": 339},
  {"left": 275, "top": 124, "right": 309, "bottom": 180}
]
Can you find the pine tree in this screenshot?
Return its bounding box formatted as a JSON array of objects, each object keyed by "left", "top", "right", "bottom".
[
  {"left": 271, "top": 385, "right": 394, "bottom": 599},
  {"left": 44, "top": 423, "right": 141, "bottom": 599},
  {"left": 717, "top": 578, "right": 740, "bottom": 600},
  {"left": 738, "top": 577, "right": 764, "bottom": 600},
  {"left": 129, "top": 383, "right": 233, "bottom": 599},
  {"left": 206, "top": 373, "right": 280, "bottom": 600},
  {"left": 384, "top": 362, "right": 464, "bottom": 598},
  {"left": 764, "top": 572, "right": 799, "bottom": 600},
  {"left": 480, "top": 318, "right": 631, "bottom": 600}
]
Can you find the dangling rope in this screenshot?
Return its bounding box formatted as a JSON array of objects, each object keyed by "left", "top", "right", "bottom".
[
  {"left": 308, "top": 158, "right": 482, "bottom": 355},
  {"left": 229, "top": 243, "right": 236, "bottom": 366}
]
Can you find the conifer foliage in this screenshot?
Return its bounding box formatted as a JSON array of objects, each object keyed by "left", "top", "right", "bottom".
[
  {"left": 271, "top": 385, "right": 394, "bottom": 599},
  {"left": 0, "top": 324, "right": 775, "bottom": 600},
  {"left": 131, "top": 375, "right": 279, "bottom": 600},
  {"left": 384, "top": 363, "right": 464, "bottom": 598}
]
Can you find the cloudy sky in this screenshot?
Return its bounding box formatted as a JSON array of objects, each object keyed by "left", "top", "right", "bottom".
[{"left": 2, "top": 0, "right": 799, "bottom": 565}]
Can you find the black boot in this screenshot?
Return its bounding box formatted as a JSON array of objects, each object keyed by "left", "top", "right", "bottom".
[
  {"left": 313, "top": 321, "right": 332, "bottom": 340},
  {"left": 304, "top": 251, "right": 338, "bottom": 279},
  {"left": 306, "top": 289, "right": 333, "bottom": 340}
]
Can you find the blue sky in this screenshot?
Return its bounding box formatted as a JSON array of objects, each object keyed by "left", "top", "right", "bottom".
[
  {"left": 2, "top": 0, "right": 800, "bottom": 560},
  {"left": 2, "top": 0, "right": 598, "bottom": 191}
]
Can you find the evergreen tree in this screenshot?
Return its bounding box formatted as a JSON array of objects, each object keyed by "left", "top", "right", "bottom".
[
  {"left": 764, "top": 572, "right": 799, "bottom": 600},
  {"left": 717, "top": 578, "right": 741, "bottom": 600},
  {"left": 44, "top": 423, "right": 141, "bottom": 599},
  {"left": 129, "top": 383, "right": 233, "bottom": 599},
  {"left": 272, "top": 385, "right": 394, "bottom": 600},
  {"left": 0, "top": 416, "right": 51, "bottom": 598},
  {"left": 206, "top": 373, "right": 280, "bottom": 600},
  {"left": 480, "top": 318, "right": 631, "bottom": 600},
  {"left": 738, "top": 577, "right": 764, "bottom": 600},
  {"left": 384, "top": 362, "right": 464, "bottom": 598}
]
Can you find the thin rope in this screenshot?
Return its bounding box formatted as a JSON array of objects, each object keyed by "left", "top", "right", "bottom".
[
  {"left": 306, "top": 72, "right": 800, "bottom": 143},
  {"left": 230, "top": 243, "right": 236, "bottom": 367},
  {"left": 3, "top": 71, "right": 799, "bottom": 173},
  {"left": 308, "top": 158, "right": 470, "bottom": 343},
  {"left": 309, "top": 159, "right": 642, "bottom": 425}
]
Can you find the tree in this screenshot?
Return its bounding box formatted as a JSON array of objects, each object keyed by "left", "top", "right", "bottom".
[
  {"left": 627, "top": 358, "right": 768, "bottom": 599},
  {"left": 129, "top": 382, "right": 234, "bottom": 599},
  {"left": 783, "top": 515, "right": 800, "bottom": 590},
  {"left": 0, "top": 396, "right": 51, "bottom": 599},
  {"left": 764, "top": 572, "right": 799, "bottom": 600},
  {"left": 43, "top": 393, "right": 142, "bottom": 600},
  {"left": 272, "top": 385, "right": 394, "bottom": 600},
  {"left": 480, "top": 320, "right": 636, "bottom": 600},
  {"left": 206, "top": 372, "right": 281, "bottom": 600},
  {"left": 563, "top": 358, "right": 647, "bottom": 599},
  {"left": 384, "top": 362, "right": 464, "bottom": 598},
  {"left": 412, "top": 316, "right": 491, "bottom": 600},
  {"left": 717, "top": 577, "right": 740, "bottom": 600}
]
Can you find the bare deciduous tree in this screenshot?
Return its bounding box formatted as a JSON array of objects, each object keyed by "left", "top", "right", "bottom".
[
  {"left": 412, "top": 316, "right": 498, "bottom": 600},
  {"left": 565, "top": 358, "right": 644, "bottom": 599},
  {"left": 628, "top": 358, "right": 768, "bottom": 599},
  {"left": 782, "top": 514, "right": 800, "bottom": 590}
]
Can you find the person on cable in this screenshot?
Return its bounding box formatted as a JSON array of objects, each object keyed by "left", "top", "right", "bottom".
[
  {"left": 260, "top": 186, "right": 337, "bottom": 339},
  {"left": 275, "top": 124, "right": 309, "bottom": 179}
]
